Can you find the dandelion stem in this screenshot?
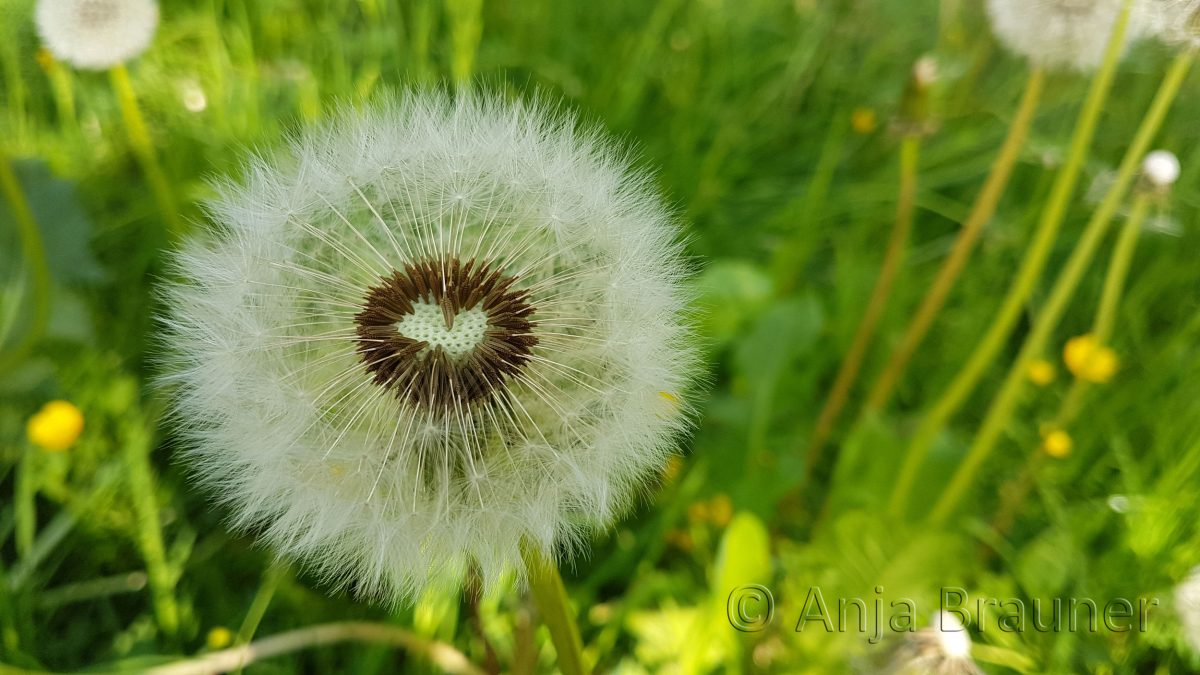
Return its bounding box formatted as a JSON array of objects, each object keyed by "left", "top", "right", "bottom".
[
  {"left": 522, "top": 543, "right": 590, "bottom": 675},
  {"left": 445, "top": 0, "right": 484, "bottom": 86},
  {"left": 109, "top": 63, "right": 184, "bottom": 239},
  {"left": 986, "top": 193, "right": 1154, "bottom": 537},
  {"left": 123, "top": 418, "right": 180, "bottom": 638},
  {"left": 804, "top": 135, "right": 921, "bottom": 476},
  {"left": 1054, "top": 182, "right": 1150, "bottom": 425},
  {"left": 888, "top": 0, "right": 1136, "bottom": 515},
  {"left": 864, "top": 67, "right": 1045, "bottom": 414},
  {"left": 90, "top": 622, "right": 484, "bottom": 675},
  {"left": 931, "top": 185, "right": 1159, "bottom": 525},
  {"left": 0, "top": 151, "right": 51, "bottom": 375}
]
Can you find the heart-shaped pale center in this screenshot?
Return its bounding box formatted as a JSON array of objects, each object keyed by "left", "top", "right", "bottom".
[{"left": 395, "top": 301, "right": 489, "bottom": 360}]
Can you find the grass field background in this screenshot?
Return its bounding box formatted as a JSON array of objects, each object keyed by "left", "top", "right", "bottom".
[{"left": 3, "top": 0, "right": 1200, "bottom": 672}]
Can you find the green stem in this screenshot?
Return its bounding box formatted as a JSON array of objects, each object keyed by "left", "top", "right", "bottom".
[
  {"left": 1054, "top": 181, "right": 1151, "bottom": 425},
  {"left": 804, "top": 136, "right": 921, "bottom": 475},
  {"left": 888, "top": 0, "right": 1136, "bottom": 515},
  {"left": 865, "top": 68, "right": 1045, "bottom": 413},
  {"left": 0, "top": 152, "right": 51, "bottom": 374},
  {"left": 46, "top": 59, "right": 76, "bottom": 136},
  {"left": 522, "top": 543, "right": 589, "bottom": 675},
  {"left": 14, "top": 444, "right": 36, "bottom": 559},
  {"left": 445, "top": 0, "right": 483, "bottom": 86},
  {"left": 109, "top": 63, "right": 184, "bottom": 239},
  {"left": 232, "top": 564, "right": 286, "bottom": 675},
  {"left": 124, "top": 419, "right": 180, "bottom": 638},
  {"left": 931, "top": 189, "right": 1156, "bottom": 525}
]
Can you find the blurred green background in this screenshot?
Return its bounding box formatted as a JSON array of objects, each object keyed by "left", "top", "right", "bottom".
[{"left": 3, "top": 0, "right": 1200, "bottom": 672}]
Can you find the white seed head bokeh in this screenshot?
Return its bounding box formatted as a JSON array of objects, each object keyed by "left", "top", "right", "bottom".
[
  {"left": 35, "top": 0, "right": 159, "bottom": 70},
  {"left": 1136, "top": 0, "right": 1200, "bottom": 47},
  {"left": 1143, "top": 149, "right": 1182, "bottom": 188},
  {"left": 986, "top": 0, "right": 1132, "bottom": 71},
  {"left": 885, "top": 611, "right": 982, "bottom": 675},
  {"left": 160, "top": 91, "right": 699, "bottom": 603}
]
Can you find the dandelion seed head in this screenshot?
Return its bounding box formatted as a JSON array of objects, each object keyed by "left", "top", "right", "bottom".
[
  {"left": 887, "top": 611, "right": 982, "bottom": 675},
  {"left": 1143, "top": 149, "right": 1182, "bottom": 188},
  {"left": 1176, "top": 567, "right": 1200, "bottom": 654},
  {"left": 986, "top": 0, "right": 1131, "bottom": 71},
  {"left": 1136, "top": 0, "right": 1200, "bottom": 48},
  {"left": 161, "top": 91, "right": 699, "bottom": 603},
  {"left": 35, "top": 0, "right": 159, "bottom": 70}
]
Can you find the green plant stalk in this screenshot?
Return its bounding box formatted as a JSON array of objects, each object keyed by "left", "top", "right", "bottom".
[
  {"left": 864, "top": 68, "right": 1046, "bottom": 413},
  {"left": 772, "top": 108, "right": 849, "bottom": 293},
  {"left": 805, "top": 135, "right": 921, "bottom": 475},
  {"left": 109, "top": 63, "right": 184, "bottom": 239},
  {"left": 14, "top": 444, "right": 36, "bottom": 559},
  {"left": 1054, "top": 188, "right": 1151, "bottom": 425},
  {"left": 144, "top": 622, "right": 484, "bottom": 675},
  {"left": 445, "top": 0, "right": 483, "bottom": 86},
  {"left": 522, "top": 543, "right": 590, "bottom": 675},
  {"left": 124, "top": 420, "right": 180, "bottom": 638},
  {"left": 888, "top": 0, "right": 1136, "bottom": 514},
  {"left": 0, "top": 152, "right": 51, "bottom": 375},
  {"left": 42, "top": 56, "right": 77, "bottom": 137},
  {"left": 931, "top": 187, "right": 1158, "bottom": 525},
  {"left": 233, "top": 564, "right": 286, "bottom": 675}
]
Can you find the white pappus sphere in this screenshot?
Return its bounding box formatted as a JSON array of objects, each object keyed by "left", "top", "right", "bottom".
[
  {"left": 35, "top": 0, "right": 159, "bottom": 70},
  {"left": 1143, "top": 149, "right": 1182, "bottom": 188},
  {"left": 160, "top": 91, "right": 700, "bottom": 603},
  {"left": 986, "top": 0, "right": 1132, "bottom": 72},
  {"left": 1136, "top": 0, "right": 1200, "bottom": 47}
]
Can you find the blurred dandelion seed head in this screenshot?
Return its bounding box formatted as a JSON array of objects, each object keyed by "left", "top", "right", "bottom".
[
  {"left": 1143, "top": 149, "right": 1182, "bottom": 189},
  {"left": 1175, "top": 567, "right": 1200, "bottom": 654},
  {"left": 888, "top": 611, "right": 982, "bottom": 675},
  {"left": 160, "top": 91, "right": 699, "bottom": 603},
  {"left": 1137, "top": 0, "right": 1200, "bottom": 47},
  {"left": 985, "top": 0, "right": 1131, "bottom": 71},
  {"left": 35, "top": 0, "right": 159, "bottom": 70}
]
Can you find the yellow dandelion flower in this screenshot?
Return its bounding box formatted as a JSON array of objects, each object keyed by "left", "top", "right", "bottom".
[
  {"left": 26, "top": 400, "right": 84, "bottom": 452},
  {"left": 1064, "top": 334, "right": 1119, "bottom": 383},
  {"left": 709, "top": 493, "right": 733, "bottom": 527},
  {"left": 851, "top": 107, "right": 878, "bottom": 134},
  {"left": 206, "top": 626, "right": 234, "bottom": 650},
  {"left": 1027, "top": 359, "right": 1056, "bottom": 386},
  {"left": 1040, "top": 428, "right": 1072, "bottom": 459},
  {"left": 665, "top": 528, "right": 693, "bottom": 551}
]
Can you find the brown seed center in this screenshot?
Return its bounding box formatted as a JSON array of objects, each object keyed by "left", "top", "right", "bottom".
[{"left": 354, "top": 258, "right": 537, "bottom": 409}]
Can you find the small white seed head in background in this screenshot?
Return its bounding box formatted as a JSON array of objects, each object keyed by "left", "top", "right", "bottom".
[
  {"left": 986, "top": 0, "right": 1132, "bottom": 72},
  {"left": 1143, "top": 149, "right": 1182, "bottom": 189},
  {"left": 35, "top": 0, "right": 159, "bottom": 70}
]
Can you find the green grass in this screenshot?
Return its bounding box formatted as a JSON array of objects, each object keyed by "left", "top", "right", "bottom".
[{"left": 3, "top": 0, "right": 1200, "bottom": 672}]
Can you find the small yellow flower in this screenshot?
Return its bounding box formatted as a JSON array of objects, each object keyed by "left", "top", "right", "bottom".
[
  {"left": 709, "top": 494, "right": 733, "bottom": 528},
  {"left": 206, "top": 626, "right": 234, "bottom": 650},
  {"left": 665, "top": 528, "right": 693, "bottom": 551},
  {"left": 1027, "top": 359, "right": 1056, "bottom": 386},
  {"left": 26, "top": 400, "right": 84, "bottom": 452},
  {"left": 851, "top": 107, "right": 878, "bottom": 134},
  {"left": 1063, "top": 334, "right": 1119, "bottom": 383},
  {"left": 687, "top": 501, "right": 710, "bottom": 524},
  {"left": 1040, "top": 428, "right": 1073, "bottom": 459}
]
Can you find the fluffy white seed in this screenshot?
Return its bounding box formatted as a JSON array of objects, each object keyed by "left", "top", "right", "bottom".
[
  {"left": 886, "top": 611, "right": 981, "bottom": 674},
  {"left": 1143, "top": 149, "right": 1182, "bottom": 187},
  {"left": 160, "top": 91, "right": 699, "bottom": 604},
  {"left": 1136, "top": 0, "right": 1200, "bottom": 47},
  {"left": 986, "top": 0, "right": 1132, "bottom": 71},
  {"left": 35, "top": 0, "right": 159, "bottom": 70}
]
